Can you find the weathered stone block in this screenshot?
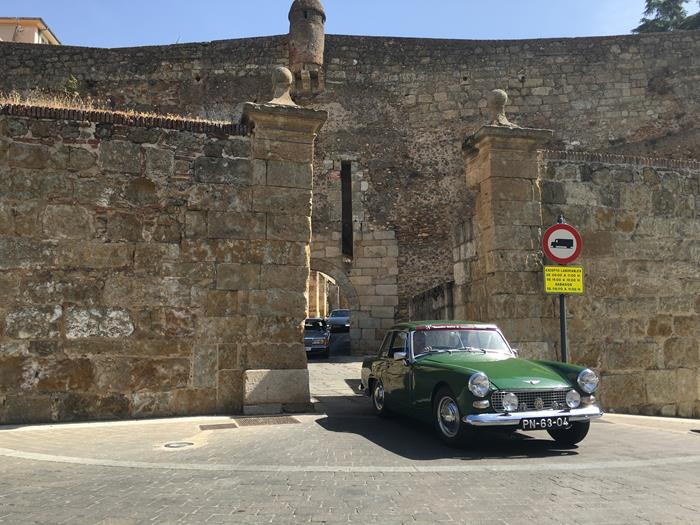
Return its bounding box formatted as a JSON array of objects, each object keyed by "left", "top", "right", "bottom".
[
  {"left": 217, "top": 369, "right": 244, "bottom": 413},
  {"left": 248, "top": 289, "right": 306, "bottom": 318},
  {"left": 205, "top": 290, "right": 241, "bottom": 316},
  {"left": 208, "top": 212, "right": 266, "bottom": 240},
  {"left": 192, "top": 345, "right": 217, "bottom": 388},
  {"left": 260, "top": 264, "right": 308, "bottom": 292},
  {"left": 36, "top": 358, "right": 95, "bottom": 393},
  {"left": 253, "top": 186, "right": 311, "bottom": 215},
  {"left": 65, "top": 307, "right": 134, "bottom": 339},
  {"left": 54, "top": 243, "right": 131, "bottom": 271},
  {"left": 104, "top": 212, "right": 141, "bottom": 242},
  {"left": 249, "top": 240, "right": 308, "bottom": 266},
  {"left": 242, "top": 343, "right": 307, "bottom": 370},
  {"left": 267, "top": 214, "right": 311, "bottom": 242},
  {"left": 216, "top": 263, "right": 261, "bottom": 290},
  {"left": 663, "top": 338, "right": 700, "bottom": 368},
  {"left": 9, "top": 142, "right": 50, "bottom": 168},
  {"left": 4, "top": 306, "right": 62, "bottom": 339},
  {"left": 196, "top": 316, "right": 247, "bottom": 344},
  {"left": 246, "top": 316, "right": 303, "bottom": 343},
  {"left": 94, "top": 357, "right": 189, "bottom": 392},
  {"left": 104, "top": 276, "right": 190, "bottom": 307},
  {"left": 144, "top": 147, "right": 174, "bottom": 177},
  {"left": 185, "top": 211, "right": 207, "bottom": 239},
  {"left": 645, "top": 370, "right": 678, "bottom": 404},
  {"left": 599, "top": 373, "right": 645, "bottom": 409},
  {"left": 187, "top": 184, "right": 251, "bottom": 212},
  {"left": 194, "top": 157, "right": 251, "bottom": 185},
  {"left": 267, "top": 160, "right": 313, "bottom": 189},
  {"left": 100, "top": 141, "right": 141, "bottom": 173},
  {"left": 243, "top": 368, "right": 310, "bottom": 405},
  {"left": 41, "top": 205, "right": 94, "bottom": 240},
  {"left": 181, "top": 239, "right": 249, "bottom": 263},
  {"left": 68, "top": 147, "right": 97, "bottom": 171}
]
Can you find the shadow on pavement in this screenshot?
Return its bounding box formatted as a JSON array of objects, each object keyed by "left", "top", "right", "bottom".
[{"left": 314, "top": 395, "right": 580, "bottom": 461}]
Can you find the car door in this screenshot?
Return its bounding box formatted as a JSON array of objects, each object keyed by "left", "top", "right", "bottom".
[{"left": 383, "top": 331, "right": 412, "bottom": 411}]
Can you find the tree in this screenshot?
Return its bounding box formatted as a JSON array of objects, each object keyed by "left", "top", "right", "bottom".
[
  {"left": 679, "top": 1, "right": 700, "bottom": 28},
  {"left": 633, "top": 0, "right": 688, "bottom": 33}
]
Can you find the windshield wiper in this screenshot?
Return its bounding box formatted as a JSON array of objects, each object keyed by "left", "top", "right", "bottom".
[{"left": 456, "top": 346, "right": 486, "bottom": 353}]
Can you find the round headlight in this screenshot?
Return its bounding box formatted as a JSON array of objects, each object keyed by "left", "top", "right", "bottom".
[
  {"left": 577, "top": 369, "right": 599, "bottom": 394},
  {"left": 502, "top": 392, "right": 518, "bottom": 412},
  {"left": 566, "top": 389, "right": 581, "bottom": 408},
  {"left": 468, "top": 372, "right": 490, "bottom": 398}
]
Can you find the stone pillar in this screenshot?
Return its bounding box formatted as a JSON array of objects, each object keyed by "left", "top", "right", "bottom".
[
  {"left": 241, "top": 92, "right": 326, "bottom": 414},
  {"left": 308, "top": 271, "right": 319, "bottom": 317},
  {"left": 455, "top": 123, "right": 555, "bottom": 358}
]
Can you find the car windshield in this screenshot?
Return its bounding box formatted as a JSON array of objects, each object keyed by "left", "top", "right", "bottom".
[
  {"left": 412, "top": 329, "right": 512, "bottom": 357},
  {"left": 329, "top": 310, "right": 349, "bottom": 318},
  {"left": 305, "top": 320, "right": 326, "bottom": 331}
]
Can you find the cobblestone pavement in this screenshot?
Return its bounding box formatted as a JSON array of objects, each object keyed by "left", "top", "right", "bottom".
[{"left": 1, "top": 358, "right": 700, "bottom": 524}]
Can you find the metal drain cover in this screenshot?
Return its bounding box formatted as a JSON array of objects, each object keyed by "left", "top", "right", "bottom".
[
  {"left": 164, "top": 442, "right": 194, "bottom": 449},
  {"left": 234, "top": 416, "right": 300, "bottom": 427},
  {"left": 199, "top": 423, "right": 238, "bottom": 431}
]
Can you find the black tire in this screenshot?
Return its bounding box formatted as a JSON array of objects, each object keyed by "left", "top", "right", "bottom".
[
  {"left": 371, "top": 379, "right": 389, "bottom": 417},
  {"left": 547, "top": 421, "right": 590, "bottom": 447},
  {"left": 321, "top": 348, "right": 330, "bottom": 359},
  {"left": 433, "top": 386, "right": 470, "bottom": 446}
]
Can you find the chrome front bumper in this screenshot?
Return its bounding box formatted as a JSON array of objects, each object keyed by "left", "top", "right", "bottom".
[{"left": 462, "top": 405, "right": 603, "bottom": 427}]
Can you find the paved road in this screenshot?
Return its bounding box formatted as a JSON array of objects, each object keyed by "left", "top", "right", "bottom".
[{"left": 1, "top": 359, "right": 700, "bottom": 524}]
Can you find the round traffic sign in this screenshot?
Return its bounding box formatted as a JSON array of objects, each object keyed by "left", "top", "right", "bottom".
[{"left": 542, "top": 223, "right": 582, "bottom": 264}]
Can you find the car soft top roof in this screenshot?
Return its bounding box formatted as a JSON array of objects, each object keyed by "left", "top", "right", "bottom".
[{"left": 391, "top": 320, "right": 500, "bottom": 331}]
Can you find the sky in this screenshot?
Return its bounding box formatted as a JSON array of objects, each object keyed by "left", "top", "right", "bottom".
[{"left": 2, "top": 0, "right": 698, "bottom": 48}]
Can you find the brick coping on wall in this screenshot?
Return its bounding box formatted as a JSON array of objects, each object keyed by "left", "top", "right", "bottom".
[
  {"left": 542, "top": 150, "right": 700, "bottom": 171},
  {"left": 0, "top": 103, "right": 249, "bottom": 136}
]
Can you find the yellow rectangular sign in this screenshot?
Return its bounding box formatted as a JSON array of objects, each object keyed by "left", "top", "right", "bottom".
[{"left": 544, "top": 266, "right": 584, "bottom": 295}]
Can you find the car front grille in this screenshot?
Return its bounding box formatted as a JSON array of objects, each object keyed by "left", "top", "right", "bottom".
[{"left": 491, "top": 389, "right": 570, "bottom": 412}]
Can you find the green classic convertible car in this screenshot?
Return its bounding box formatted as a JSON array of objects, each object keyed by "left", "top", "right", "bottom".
[{"left": 360, "top": 321, "right": 603, "bottom": 446}]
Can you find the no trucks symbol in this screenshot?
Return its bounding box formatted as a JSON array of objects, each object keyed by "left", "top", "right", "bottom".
[{"left": 542, "top": 223, "right": 582, "bottom": 265}]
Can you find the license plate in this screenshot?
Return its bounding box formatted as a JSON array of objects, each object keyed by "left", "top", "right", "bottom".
[
  {"left": 304, "top": 346, "right": 311, "bottom": 352},
  {"left": 521, "top": 416, "right": 570, "bottom": 430}
]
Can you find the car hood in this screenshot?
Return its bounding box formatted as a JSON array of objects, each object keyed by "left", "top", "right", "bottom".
[{"left": 417, "top": 353, "right": 571, "bottom": 390}]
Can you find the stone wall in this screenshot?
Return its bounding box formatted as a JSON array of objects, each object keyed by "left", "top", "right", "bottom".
[
  {"left": 407, "top": 281, "right": 454, "bottom": 322},
  {"left": 454, "top": 127, "right": 700, "bottom": 417},
  {"left": 0, "top": 101, "right": 324, "bottom": 423},
  {"left": 540, "top": 151, "right": 700, "bottom": 417},
  {"left": 3, "top": 29, "right": 699, "bottom": 328}
]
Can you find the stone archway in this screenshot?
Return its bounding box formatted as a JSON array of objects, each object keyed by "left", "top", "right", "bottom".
[{"left": 310, "top": 258, "right": 359, "bottom": 311}]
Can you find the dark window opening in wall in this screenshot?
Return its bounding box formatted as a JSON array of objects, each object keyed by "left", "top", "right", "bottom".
[
  {"left": 341, "top": 161, "right": 353, "bottom": 258},
  {"left": 304, "top": 10, "right": 308, "bottom": 19}
]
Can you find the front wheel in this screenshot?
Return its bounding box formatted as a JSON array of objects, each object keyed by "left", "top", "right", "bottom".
[
  {"left": 371, "top": 380, "right": 389, "bottom": 417},
  {"left": 547, "top": 421, "right": 590, "bottom": 447},
  {"left": 433, "top": 387, "right": 470, "bottom": 446}
]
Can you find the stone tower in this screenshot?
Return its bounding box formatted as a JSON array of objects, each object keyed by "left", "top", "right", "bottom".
[{"left": 288, "top": 0, "right": 326, "bottom": 94}]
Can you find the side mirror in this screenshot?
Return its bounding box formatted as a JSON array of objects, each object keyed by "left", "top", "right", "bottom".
[
  {"left": 393, "top": 351, "right": 407, "bottom": 361},
  {"left": 511, "top": 348, "right": 519, "bottom": 357}
]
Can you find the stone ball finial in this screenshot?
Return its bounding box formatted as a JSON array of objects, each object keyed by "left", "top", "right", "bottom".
[
  {"left": 487, "top": 89, "right": 519, "bottom": 128},
  {"left": 269, "top": 66, "right": 297, "bottom": 106}
]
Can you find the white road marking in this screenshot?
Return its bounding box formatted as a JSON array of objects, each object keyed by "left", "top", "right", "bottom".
[{"left": 1, "top": 447, "right": 699, "bottom": 473}]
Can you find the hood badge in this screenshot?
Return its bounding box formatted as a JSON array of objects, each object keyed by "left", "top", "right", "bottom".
[{"left": 524, "top": 379, "right": 541, "bottom": 385}]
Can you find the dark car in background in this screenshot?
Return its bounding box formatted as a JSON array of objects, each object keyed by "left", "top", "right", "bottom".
[
  {"left": 304, "top": 318, "right": 330, "bottom": 358},
  {"left": 326, "top": 309, "right": 351, "bottom": 332}
]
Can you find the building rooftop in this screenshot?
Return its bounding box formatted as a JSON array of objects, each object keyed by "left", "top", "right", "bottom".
[{"left": 0, "top": 17, "right": 61, "bottom": 45}]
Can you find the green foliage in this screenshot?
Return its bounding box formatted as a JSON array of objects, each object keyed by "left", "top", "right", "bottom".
[
  {"left": 632, "top": 0, "right": 695, "bottom": 32},
  {"left": 64, "top": 74, "right": 80, "bottom": 99}
]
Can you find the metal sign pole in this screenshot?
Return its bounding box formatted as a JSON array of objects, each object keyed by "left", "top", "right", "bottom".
[
  {"left": 556, "top": 215, "right": 568, "bottom": 363},
  {"left": 560, "top": 293, "right": 568, "bottom": 363}
]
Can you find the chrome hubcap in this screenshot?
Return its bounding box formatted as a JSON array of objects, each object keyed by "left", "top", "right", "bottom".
[
  {"left": 373, "top": 383, "right": 385, "bottom": 411},
  {"left": 438, "top": 397, "right": 460, "bottom": 438}
]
